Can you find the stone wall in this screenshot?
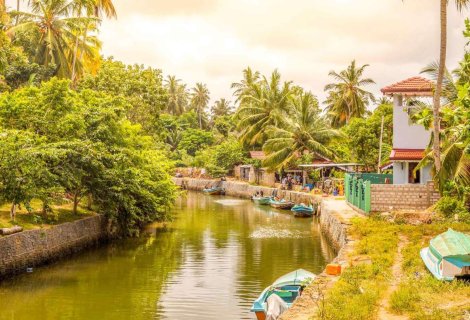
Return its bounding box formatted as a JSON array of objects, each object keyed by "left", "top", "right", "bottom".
[
  {"left": 0, "top": 215, "right": 109, "bottom": 279},
  {"left": 371, "top": 181, "right": 440, "bottom": 211},
  {"left": 174, "top": 177, "right": 320, "bottom": 204}
]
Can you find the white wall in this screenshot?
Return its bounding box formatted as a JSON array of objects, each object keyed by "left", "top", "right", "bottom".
[
  {"left": 393, "top": 95, "right": 431, "bottom": 149},
  {"left": 393, "top": 162, "right": 433, "bottom": 184}
]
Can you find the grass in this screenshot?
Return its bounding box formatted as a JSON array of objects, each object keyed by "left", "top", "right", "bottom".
[
  {"left": 0, "top": 198, "right": 96, "bottom": 232},
  {"left": 313, "top": 216, "right": 470, "bottom": 320}
]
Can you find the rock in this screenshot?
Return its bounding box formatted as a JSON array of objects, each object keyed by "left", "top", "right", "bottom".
[{"left": 0, "top": 226, "right": 23, "bottom": 236}]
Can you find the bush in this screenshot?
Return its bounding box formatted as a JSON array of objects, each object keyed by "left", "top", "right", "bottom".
[{"left": 435, "top": 196, "right": 466, "bottom": 219}]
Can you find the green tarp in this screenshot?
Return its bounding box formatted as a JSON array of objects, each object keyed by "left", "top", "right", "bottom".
[{"left": 430, "top": 229, "right": 470, "bottom": 260}]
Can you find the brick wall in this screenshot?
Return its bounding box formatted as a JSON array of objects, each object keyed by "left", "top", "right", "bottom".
[
  {"left": 0, "top": 215, "right": 109, "bottom": 279},
  {"left": 371, "top": 181, "right": 440, "bottom": 211}
]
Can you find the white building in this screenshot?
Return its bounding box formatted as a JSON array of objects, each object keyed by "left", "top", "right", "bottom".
[{"left": 381, "top": 76, "right": 434, "bottom": 185}]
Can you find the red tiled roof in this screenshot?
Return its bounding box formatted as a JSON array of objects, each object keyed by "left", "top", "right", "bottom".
[
  {"left": 389, "top": 149, "right": 425, "bottom": 161},
  {"left": 249, "top": 151, "right": 266, "bottom": 160},
  {"left": 381, "top": 77, "right": 434, "bottom": 97}
]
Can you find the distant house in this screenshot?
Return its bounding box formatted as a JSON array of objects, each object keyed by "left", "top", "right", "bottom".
[
  {"left": 235, "top": 151, "right": 276, "bottom": 187},
  {"left": 381, "top": 76, "right": 434, "bottom": 185}
]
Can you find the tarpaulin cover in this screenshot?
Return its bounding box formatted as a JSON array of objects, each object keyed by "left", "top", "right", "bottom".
[{"left": 430, "top": 229, "right": 470, "bottom": 260}]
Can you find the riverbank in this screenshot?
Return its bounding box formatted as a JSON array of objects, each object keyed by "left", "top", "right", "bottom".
[
  {"left": 175, "top": 178, "right": 470, "bottom": 320},
  {"left": 0, "top": 215, "right": 111, "bottom": 279}
]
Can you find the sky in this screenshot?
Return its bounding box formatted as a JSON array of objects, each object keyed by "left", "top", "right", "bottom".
[{"left": 6, "top": 0, "right": 470, "bottom": 106}]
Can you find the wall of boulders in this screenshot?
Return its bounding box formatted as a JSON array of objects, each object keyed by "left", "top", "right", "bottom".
[{"left": 0, "top": 215, "right": 110, "bottom": 279}]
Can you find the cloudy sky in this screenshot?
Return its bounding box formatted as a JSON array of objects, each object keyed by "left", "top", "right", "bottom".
[{"left": 6, "top": 0, "right": 470, "bottom": 105}]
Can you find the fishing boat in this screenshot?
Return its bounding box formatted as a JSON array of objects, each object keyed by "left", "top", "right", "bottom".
[
  {"left": 420, "top": 229, "right": 470, "bottom": 281},
  {"left": 252, "top": 196, "right": 272, "bottom": 205},
  {"left": 269, "top": 199, "right": 294, "bottom": 210},
  {"left": 291, "top": 203, "right": 316, "bottom": 217},
  {"left": 251, "top": 269, "right": 316, "bottom": 320},
  {"left": 202, "top": 187, "right": 224, "bottom": 195}
]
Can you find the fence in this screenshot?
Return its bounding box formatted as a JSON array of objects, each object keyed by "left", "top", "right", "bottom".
[{"left": 345, "top": 173, "right": 393, "bottom": 214}]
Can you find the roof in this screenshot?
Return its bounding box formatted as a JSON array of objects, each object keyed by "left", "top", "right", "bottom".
[
  {"left": 389, "top": 149, "right": 425, "bottom": 161},
  {"left": 430, "top": 229, "right": 470, "bottom": 260},
  {"left": 298, "top": 163, "right": 363, "bottom": 168},
  {"left": 381, "top": 76, "right": 434, "bottom": 97},
  {"left": 249, "top": 151, "right": 266, "bottom": 160},
  {"left": 380, "top": 162, "right": 393, "bottom": 171}
]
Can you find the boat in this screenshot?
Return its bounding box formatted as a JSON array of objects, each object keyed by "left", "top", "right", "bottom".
[
  {"left": 251, "top": 269, "right": 316, "bottom": 320},
  {"left": 291, "top": 203, "right": 316, "bottom": 217},
  {"left": 269, "top": 199, "right": 295, "bottom": 210},
  {"left": 420, "top": 228, "right": 470, "bottom": 281},
  {"left": 252, "top": 196, "right": 272, "bottom": 205},
  {"left": 202, "top": 187, "right": 224, "bottom": 195}
]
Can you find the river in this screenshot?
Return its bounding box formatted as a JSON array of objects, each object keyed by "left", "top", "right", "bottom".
[{"left": 0, "top": 191, "right": 335, "bottom": 320}]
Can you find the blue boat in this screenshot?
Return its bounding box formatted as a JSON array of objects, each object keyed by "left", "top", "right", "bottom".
[
  {"left": 291, "top": 204, "right": 316, "bottom": 217},
  {"left": 251, "top": 269, "right": 316, "bottom": 320},
  {"left": 252, "top": 196, "right": 272, "bottom": 205}
]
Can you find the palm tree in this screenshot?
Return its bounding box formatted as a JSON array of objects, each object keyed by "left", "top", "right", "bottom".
[
  {"left": 231, "top": 67, "right": 260, "bottom": 105},
  {"left": 430, "top": 0, "right": 470, "bottom": 173},
  {"left": 8, "top": 0, "right": 96, "bottom": 78},
  {"left": 262, "top": 92, "right": 339, "bottom": 170},
  {"left": 165, "top": 75, "right": 188, "bottom": 115},
  {"left": 235, "top": 70, "right": 293, "bottom": 147},
  {"left": 190, "top": 82, "right": 210, "bottom": 129},
  {"left": 211, "top": 98, "right": 232, "bottom": 118},
  {"left": 324, "top": 60, "right": 375, "bottom": 127}
]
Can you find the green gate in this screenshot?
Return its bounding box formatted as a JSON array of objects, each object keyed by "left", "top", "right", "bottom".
[{"left": 344, "top": 174, "right": 375, "bottom": 214}]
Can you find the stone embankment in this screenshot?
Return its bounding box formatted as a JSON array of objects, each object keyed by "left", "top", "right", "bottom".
[
  {"left": 0, "top": 215, "right": 110, "bottom": 279},
  {"left": 175, "top": 177, "right": 361, "bottom": 319}
]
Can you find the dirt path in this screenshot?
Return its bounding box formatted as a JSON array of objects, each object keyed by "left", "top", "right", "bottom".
[{"left": 376, "top": 234, "right": 409, "bottom": 320}]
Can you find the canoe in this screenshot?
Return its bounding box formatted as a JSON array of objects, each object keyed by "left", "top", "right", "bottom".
[
  {"left": 202, "top": 187, "right": 224, "bottom": 195},
  {"left": 252, "top": 196, "right": 272, "bottom": 205},
  {"left": 420, "top": 229, "right": 470, "bottom": 281},
  {"left": 269, "top": 199, "right": 294, "bottom": 210},
  {"left": 251, "top": 269, "right": 316, "bottom": 320},
  {"left": 291, "top": 204, "right": 315, "bottom": 217}
]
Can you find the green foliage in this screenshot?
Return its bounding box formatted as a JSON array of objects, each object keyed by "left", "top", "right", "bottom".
[
  {"left": 0, "top": 78, "right": 177, "bottom": 234},
  {"left": 79, "top": 58, "right": 167, "bottom": 133},
  {"left": 179, "top": 128, "right": 214, "bottom": 156},
  {"left": 435, "top": 196, "right": 467, "bottom": 218}
]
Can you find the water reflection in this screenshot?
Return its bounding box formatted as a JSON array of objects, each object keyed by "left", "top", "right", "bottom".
[{"left": 0, "top": 192, "right": 335, "bottom": 320}]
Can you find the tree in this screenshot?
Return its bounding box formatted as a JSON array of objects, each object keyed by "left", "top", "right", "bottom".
[
  {"left": 165, "top": 75, "right": 188, "bottom": 115},
  {"left": 429, "top": 0, "right": 470, "bottom": 174},
  {"left": 231, "top": 66, "right": 260, "bottom": 105},
  {"left": 190, "top": 82, "right": 210, "bottom": 129},
  {"left": 179, "top": 128, "right": 214, "bottom": 156},
  {"left": 262, "top": 92, "right": 339, "bottom": 170},
  {"left": 8, "top": 0, "right": 99, "bottom": 78},
  {"left": 211, "top": 98, "right": 232, "bottom": 119},
  {"left": 324, "top": 60, "right": 375, "bottom": 127},
  {"left": 235, "top": 70, "right": 293, "bottom": 147}
]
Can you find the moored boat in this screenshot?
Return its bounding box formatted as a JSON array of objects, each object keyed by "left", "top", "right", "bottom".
[
  {"left": 420, "top": 228, "right": 470, "bottom": 281},
  {"left": 252, "top": 196, "right": 272, "bottom": 205},
  {"left": 251, "top": 269, "right": 316, "bottom": 320},
  {"left": 269, "top": 199, "right": 294, "bottom": 210},
  {"left": 291, "top": 203, "right": 316, "bottom": 217},
  {"left": 202, "top": 187, "right": 224, "bottom": 195}
]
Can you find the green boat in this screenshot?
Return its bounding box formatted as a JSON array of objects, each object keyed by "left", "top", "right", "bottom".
[
  {"left": 291, "top": 204, "right": 316, "bottom": 217},
  {"left": 252, "top": 196, "right": 272, "bottom": 205},
  {"left": 251, "top": 269, "right": 316, "bottom": 320},
  {"left": 202, "top": 187, "right": 224, "bottom": 195},
  {"left": 420, "top": 229, "right": 470, "bottom": 281}
]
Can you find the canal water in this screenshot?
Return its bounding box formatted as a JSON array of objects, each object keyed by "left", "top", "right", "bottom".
[{"left": 0, "top": 192, "right": 335, "bottom": 320}]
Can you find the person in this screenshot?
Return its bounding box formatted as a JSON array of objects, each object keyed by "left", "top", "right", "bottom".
[
  {"left": 287, "top": 177, "right": 293, "bottom": 190},
  {"left": 281, "top": 177, "right": 288, "bottom": 190},
  {"left": 260, "top": 190, "right": 264, "bottom": 197}
]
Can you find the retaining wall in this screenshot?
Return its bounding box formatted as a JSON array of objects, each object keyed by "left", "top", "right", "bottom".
[
  {"left": 371, "top": 181, "right": 440, "bottom": 211},
  {"left": 0, "top": 215, "right": 109, "bottom": 279}
]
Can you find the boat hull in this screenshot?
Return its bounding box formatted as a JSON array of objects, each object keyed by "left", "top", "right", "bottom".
[
  {"left": 269, "top": 201, "right": 294, "bottom": 210},
  {"left": 202, "top": 188, "right": 224, "bottom": 195},
  {"left": 253, "top": 197, "right": 272, "bottom": 205},
  {"left": 291, "top": 205, "right": 315, "bottom": 217}
]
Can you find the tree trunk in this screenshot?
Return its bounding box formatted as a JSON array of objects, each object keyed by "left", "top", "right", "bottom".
[
  {"left": 10, "top": 203, "right": 16, "bottom": 221},
  {"left": 377, "top": 115, "right": 384, "bottom": 173},
  {"left": 15, "top": 0, "right": 19, "bottom": 25},
  {"left": 71, "top": 10, "right": 82, "bottom": 84},
  {"left": 73, "top": 193, "right": 79, "bottom": 215},
  {"left": 86, "top": 193, "right": 92, "bottom": 210},
  {"left": 433, "top": 0, "right": 446, "bottom": 174},
  {"left": 199, "top": 108, "right": 202, "bottom": 129}
]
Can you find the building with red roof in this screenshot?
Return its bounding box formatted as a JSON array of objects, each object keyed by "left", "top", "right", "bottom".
[{"left": 381, "top": 77, "right": 433, "bottom": 184}]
